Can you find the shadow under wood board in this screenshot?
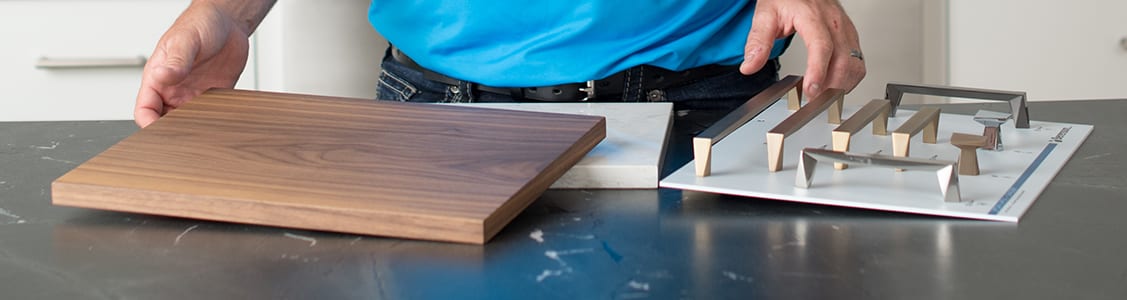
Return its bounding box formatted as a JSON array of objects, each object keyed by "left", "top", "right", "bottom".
[{"left": 51, "top": 89, "right": 606, "bottom": 244}]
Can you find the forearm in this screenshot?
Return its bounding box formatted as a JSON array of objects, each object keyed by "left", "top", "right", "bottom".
[{"left": 188, "top": 0, "right": 276, "bottom": 35}]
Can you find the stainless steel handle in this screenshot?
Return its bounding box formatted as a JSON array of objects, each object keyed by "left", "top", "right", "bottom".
[
  {"left": 35, "top": 56, "right": 147, "bottom": 69},
  {"left": 885, "top": 82, "right": 1029, "bottom": 129},
  {"left": 795, "top": 148, "right": 962, "bottom": 203}
]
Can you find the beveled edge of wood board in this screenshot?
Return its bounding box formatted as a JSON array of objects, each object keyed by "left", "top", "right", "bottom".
[
  {"left": 51, "top": 88, "right": 608, "bottom": 244},
  {"left": 51, "top": 180, "right": 489, "bottom": 244},
  {"left": 483, "top": 118, "right": 605, "bottom": 239}
]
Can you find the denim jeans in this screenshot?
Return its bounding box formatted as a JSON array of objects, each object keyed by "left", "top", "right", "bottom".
[{"left": 375, "top": 51, "right": 781, "bottom": 176}]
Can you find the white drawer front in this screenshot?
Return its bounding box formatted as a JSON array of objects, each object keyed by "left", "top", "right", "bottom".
[{"left": 1, "top": 0, "right": 254, "bottom": 121}]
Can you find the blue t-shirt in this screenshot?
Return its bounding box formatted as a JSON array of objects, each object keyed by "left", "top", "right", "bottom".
[{"left": 369, "top": 0, "right": 787, "bottom": 87}]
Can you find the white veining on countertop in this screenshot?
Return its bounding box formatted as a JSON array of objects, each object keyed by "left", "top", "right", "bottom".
[
  {"left": 529, "top": 229, "right": 545, "bottom": 243},
  {"left": 536, "top": 248, "right": 595, "bottom": 282},
  {"left": 722, "top": 270, "right": 755, "bottom": 283},
  {"left": 174, "top": 225, "right": 200, "bottom": 245},
  {"left": 283, "top": 232, "right": 318, "bottom": 247},
  {"left": 627, "top": 280, "right": 651, "bottom": 291},
  {"left": 33, "top": 141, "right": 60, "bottom": 150},
  {"left": 0, "top": 208, "right": 20, "bottom": 219},
  {"left": 40, "top": 156, "right": 77, "bottom": 165}
]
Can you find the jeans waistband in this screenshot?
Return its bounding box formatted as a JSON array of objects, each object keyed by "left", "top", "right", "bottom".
[{"left": 389, "top": 46, "right": 744, "bottom": 102}]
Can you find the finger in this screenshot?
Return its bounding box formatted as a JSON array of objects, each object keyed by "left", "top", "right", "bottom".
[
  {"left": 823, "top": 46, "right": 866, "bottom": 93},
  {"left": 795, "top": 15, "right": 834, "bottom": 98},
  {"left": 136, "top": 31, "right": 200, "bottom": 128},
  {"left": 134, "top": 87, "right": 164, "bottom": 128},
  {"left": 740, "top": 6, "right": 782, "bottom": 75},
  {"left": 823, "top": 51, "right": 858, "bottom": 93},
  {"left": 824, "top": 18, "right": 866, "bottom": 93}
]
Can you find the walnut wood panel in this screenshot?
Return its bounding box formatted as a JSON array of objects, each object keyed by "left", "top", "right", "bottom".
[{"left": 52, "top": 89, "right": 606, "bottom": 244}]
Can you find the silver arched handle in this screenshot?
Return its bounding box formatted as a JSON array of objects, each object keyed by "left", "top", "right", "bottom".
[
  {"left": 36, "top": 56, "right": 147, "bottom": 69},
  {"left": 795, "top": 148, "right": 962, "bottom": 203}
]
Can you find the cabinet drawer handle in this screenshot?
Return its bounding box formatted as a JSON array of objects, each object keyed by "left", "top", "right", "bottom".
[{"left": 35, "top": 56, "right": 147, "bottom": 69}]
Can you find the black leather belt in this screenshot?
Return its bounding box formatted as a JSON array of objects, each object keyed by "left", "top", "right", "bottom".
[{"left": 390, "top": 47, "right": 740, "bottom": 102}]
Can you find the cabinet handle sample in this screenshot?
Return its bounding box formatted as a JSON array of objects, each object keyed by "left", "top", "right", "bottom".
[
  {"left": 36, "top": 56, "right": 147, "bottom": 69},
  {"left": 885, "top": 82, "right": 1028, "bottom": 129},
  {"left": 795, "top": 148, "right": 962, "bottom": 203}
]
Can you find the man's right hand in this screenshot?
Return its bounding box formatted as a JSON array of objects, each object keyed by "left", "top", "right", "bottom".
[{"left": 134, "top": 1, "right": 274, "bottom": 128}]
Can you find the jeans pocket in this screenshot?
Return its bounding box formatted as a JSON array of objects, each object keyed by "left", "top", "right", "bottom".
[{"left": 377, "top": 68, "right": 419, "bottom": 102}]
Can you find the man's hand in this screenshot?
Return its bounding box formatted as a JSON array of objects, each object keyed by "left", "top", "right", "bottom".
[
  {"left": 740, "top": 0, "right": 866, "bottom": 99},
  {"left": 134, "top": 1, "right": 274, "bottom": 128}
]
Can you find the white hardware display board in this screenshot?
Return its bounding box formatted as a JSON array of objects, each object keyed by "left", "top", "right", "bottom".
[
  {"left": 660, "top": 100, "right": 1093, "bottom": 222},
  {"left": 451, "top": 102, "right": 672, "bottom": 189}
]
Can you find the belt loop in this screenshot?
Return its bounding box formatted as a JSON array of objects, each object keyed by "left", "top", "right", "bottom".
[
  {"left": 465, "top": 82, "right": 477, "bottom": 103},
  {"left": 636, "top": 67, "right": 646, "bottom": 102},
  {"left": 508, "top": 88, "right": 525, "bottom": 100},
  {"left": 621, "top": 66, "right": 644, "bottom": 102},
  {"left": 621, "top": 68, "right": 633, "bottom": 102}
]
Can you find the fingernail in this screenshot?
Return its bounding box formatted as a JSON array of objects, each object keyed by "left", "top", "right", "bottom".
[{"left": 810, "top": 83, "right": 821, "bottom": 94}]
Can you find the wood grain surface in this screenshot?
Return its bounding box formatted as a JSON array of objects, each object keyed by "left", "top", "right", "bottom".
[{"left": 52, "top": 89, "right": 605, "bottom": 244}]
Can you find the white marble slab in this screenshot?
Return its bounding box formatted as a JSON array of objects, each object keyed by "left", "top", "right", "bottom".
[
  {"left": 661, "top": 100, "right": 1093, "bottom": 222},
  {"left": 449, "top": 102, "right": 672, "bottom": 189}
]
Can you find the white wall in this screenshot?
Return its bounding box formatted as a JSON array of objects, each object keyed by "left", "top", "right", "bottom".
[
  {"left": 778, "top": 0, "right": 943, "bottom": 105},
  {"left": 254, "top": 0, "right": 387, "bottom": 99},
  {"left": 948, "top": 0, "right": 1127, "bottom": 101}
]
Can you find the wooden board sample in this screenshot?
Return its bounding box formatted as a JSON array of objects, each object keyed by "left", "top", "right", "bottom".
[{"left": 51, "top": 89, "right": 606, "bottom": 244}]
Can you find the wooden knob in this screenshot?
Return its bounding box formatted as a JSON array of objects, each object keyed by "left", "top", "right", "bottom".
[{"left": 951, "top": 133, "right": 988, "bottom": 176}]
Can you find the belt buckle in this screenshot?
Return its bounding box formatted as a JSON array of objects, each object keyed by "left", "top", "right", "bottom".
[{"left": 578, "top": 80, "right": 596, "bottom": 101}]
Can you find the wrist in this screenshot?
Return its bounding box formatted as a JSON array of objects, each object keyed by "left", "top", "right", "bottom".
[{"left": 191, "top": 0, "right": 276, "bottom": 35}]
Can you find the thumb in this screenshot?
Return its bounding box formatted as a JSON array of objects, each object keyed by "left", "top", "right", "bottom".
[{"left": 150, "top": 32, "right": 200, "bottom": 86}]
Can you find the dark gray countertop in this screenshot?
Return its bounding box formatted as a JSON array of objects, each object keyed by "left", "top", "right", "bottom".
[{"left": 1, "top": 100, "right": 1124, "bottom": 299}]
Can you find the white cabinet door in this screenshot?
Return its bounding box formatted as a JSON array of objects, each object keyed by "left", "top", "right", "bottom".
[
  {"left": 949, "top": 1, "right": 1127, "bottom": 101},
  {"left": 0, "top": 0, "right": 255, "bottom": 121}
]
